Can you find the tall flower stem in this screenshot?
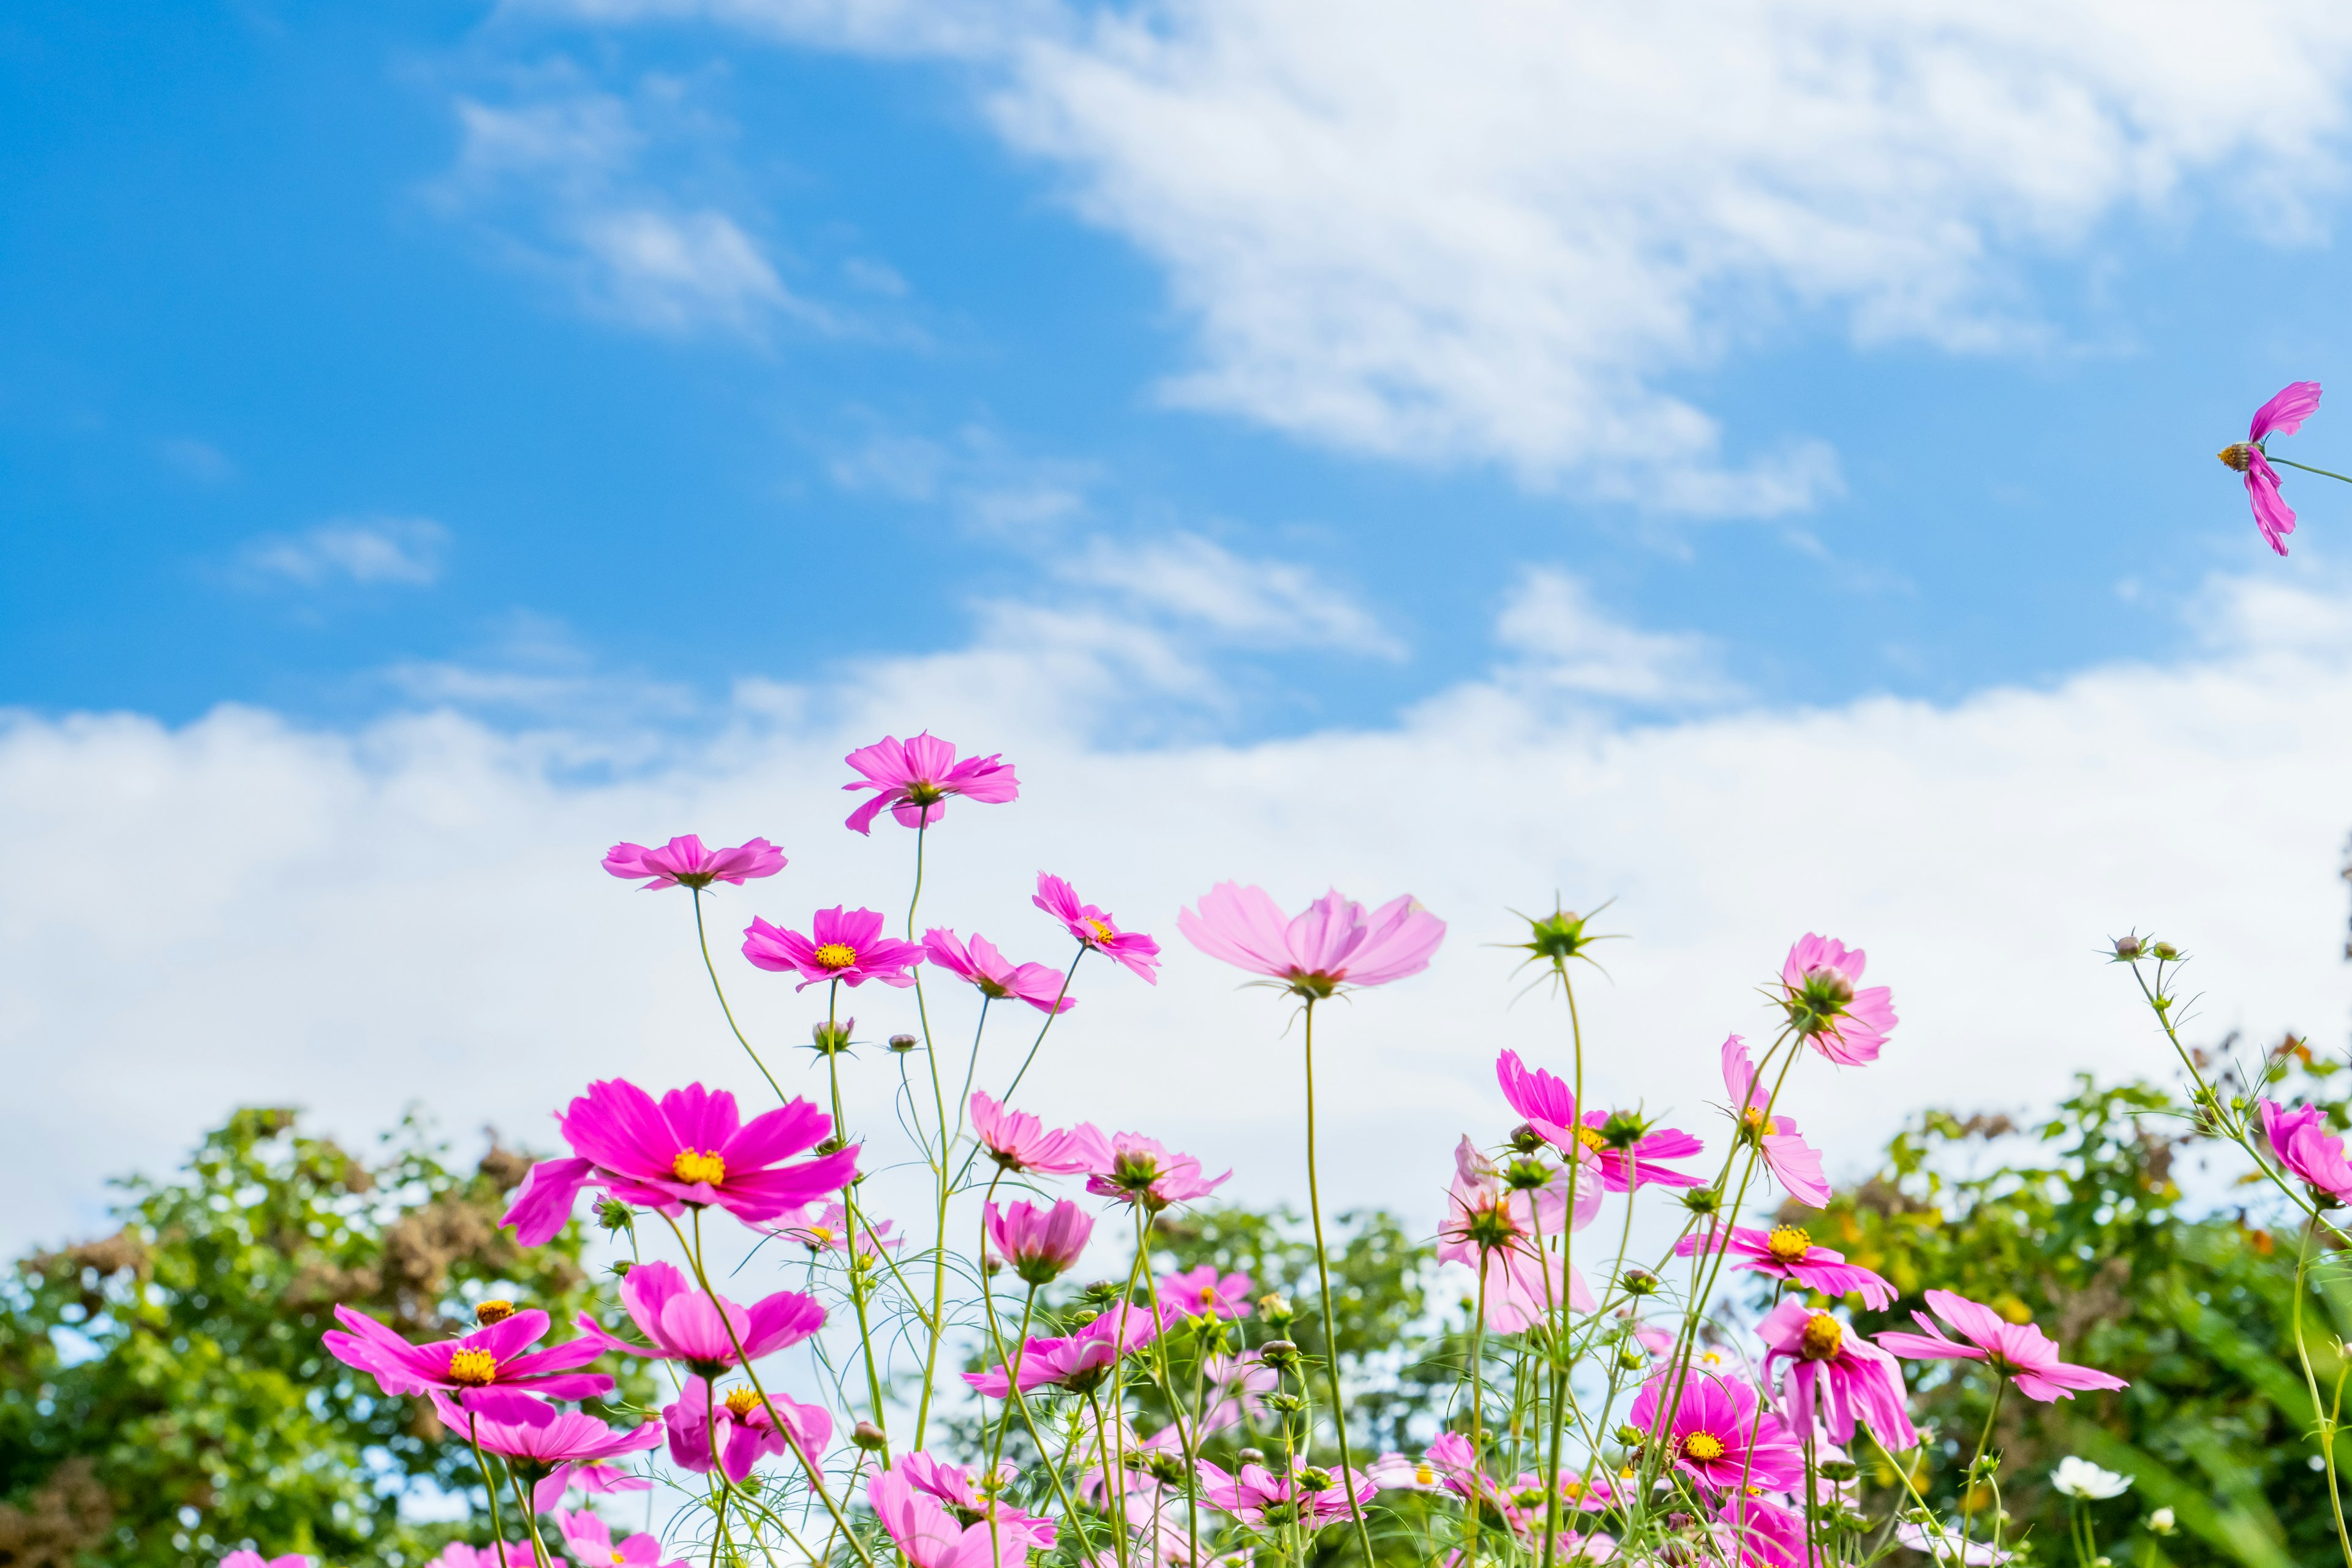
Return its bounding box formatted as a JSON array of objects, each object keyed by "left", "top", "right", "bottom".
[
  {"left": 1958, "top": 1377, "right": 2007, "bottom": 1551},
  {"left": 1540, "top": 960, "right": 1586, "bottom": 1568},
  {"left": 2292, "top": 1214, "right": 2352, "bottom": 1568},
  {"left": 816, "top": 981, "right": 891, "bottom": 1428},
  {"left": 2267, "top": 453, "right": 2352, "bottom": 486},
  {"left": 691, "top": 888, "right": 788, "bottom": 1104},
  {"left": 909, "top": 820, "right": 959, "bottom": 1449},
  {"left": 467, "top": 1416, "right": 509, "bottom": 1556},
  {"left": 505, "top": 1467, "right": 552, "bottom": 1567},
  {"left": 1465, "top": 1267, "right": 1490, "bottom": 1568},
  {"left": 1299, "top": 997, "right": 1378, "bottom": 1568}
]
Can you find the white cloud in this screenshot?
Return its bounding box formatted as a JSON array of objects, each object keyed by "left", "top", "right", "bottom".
[
  {"left": 10, "top": 563, "right": 2352, "bottom": 1265},
  {"left": 1482, "top": 566, "right": 1733, "bottom": 706},
  {"left": 242, "top": 516, "right": 450, "bottom": 587},
  {"left": 1060, "top": 532, "right": 1405, "bottom": 659}
]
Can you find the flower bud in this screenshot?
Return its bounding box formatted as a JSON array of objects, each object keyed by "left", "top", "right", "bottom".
[
  {"left": 2108, "top": 933, "right": 2144, "bottom": 962},
  {"left": 1263, "top": 1393, "right": 1306, "bottom": 1416},
  {"left": 888, "top": 1033, "right": 919, "bottom": 1053},
  {"left": 1681, "top": 1186, "right": 1724, "bottom": 1216},
  {"left": 1504, "top": 1156, "right": 1555, "bottom": 1191},
  {"left": 1295, "top": 1467, "right": 1333, "bottom": 1493},
  {"left": 852, "top": 1420, "right": 889, "bottom": 1453},
  {"left": 1616, "top": 1344, "right": 1645, "bottom": 1371},
  {"left": 810, "top": 1019, "right": 854, "bottom": 1055},
  {"left": 1258, "top": 1340, "right": 1300, "bottom": 1370},
  {"left": 1509, "top": 1123, "right": 1547, "bottom": 1154},
  {"left": 1236, "top": 1448, "right": 1265, "bottom": 1467},
  {"left": 1612, "top": 1425, "right": 1645, "bottom": 1448},
  {"left": 1258, "top": 1292, "right": 1296, "bottom": 1326},
  {"left": 474, "top": 1298, "right": 518, "bottom": 1325},
  {"left": 1619, "top": 1268, "right": 1658, "bottom": 1297},
  {"left": 609, "top": 1260, "right": 633, "bottom": 1278},
  {"left": 2150, "top": 942, "right": 2181, "bottom": 962},
  {"left": 1080, "top": 1281, "right": 1126, "bottom": 1311},
  {"left": 2147, "top": 1507, "right": 2175, "bottom": 1536},
  {"left": 595, "top": 1197, "right": 635, "bottom": 1233},
  {"left": 1599, "top": 1110, "right": 1649, "bottom": 1150},
  {"left": 815, "top": 1137, "right": 845, "bottom": 1156},
  {"left": 1818, "top": 1458, "right": 1858, "bottom": 1482}
]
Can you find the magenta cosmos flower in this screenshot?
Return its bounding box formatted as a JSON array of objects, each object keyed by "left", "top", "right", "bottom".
[
  {"left": 1162, "top": 1264, "right": 1253, "bottom": 1321},
  {"left": 1437, "top": 1137, "right": 1600, "bottom": 1330},
  {"left": 325, "top": 1304, "right": 612, "bottom": 1401},
  {"left": 889, "top": 1453, "right": 1059, "bottom": 1552},
  {"left": 531, "top": 1458, "right": 651, "bottom": 1513},
  {"left": 575, "top": 1261, "right": 823, "bottom": 1369},
  {"left": 1179, "top": 882, "right": 1444, "bottom": 998},
  {"left": 601, "top": 834, "right": 784, "bottom": 891},
  {"left": 1675, "top": 1224, "right": 1894, "bottom": 1309},
  {"left": 1195, "top": 1459, "right": 1377, "bottom": 1531},
  {"left": 743, "top": 906, "right": 925, "bottom": 991},
  {"left": 663, "top": 1374, "right": 832, "bottom": 1481},
  {"left": 431, "top": 1387, "right": 661, "bottom": 1466},
  {"left": 986, "top": 1198, "right": 1093, "bottom": 1285},
  {"left": 868, "top": 1464, "right": 1030, "bottom": 1568},
  {"left": 1629, "top": 1372, "right": 1801, "bottom": 1493},
  {"left": 2218, "top": 381, "right": 2323, "bottom": 554},
  {"left": 554, "top": 1510, "right": 687, "bottom": 1568},
  {"left": 1368, "top": 1430, "right": 1488, "bottom": 1502},
  {"left": 842, "top": 732, "right": 1019, "bottom": 835},
  {"left": 1083, "top": 1131, "right": 1231, "bottom": 1211},
  {"left": 1714, "top": 1493, "right": 1809, "bottom": 1568},
  {"left": 964, "top": 1303, "right": 1169, "bottom": 1399},
  {"left": 778, "top": 1200, "right": 901, "bottom": 1258},
  {"left": 221, "top": 1555, "right": 310, "bottom": 1568},
  {"left": 2260, "top": 1099, "right": 2352, "bottom": 1202},
  {"left": 1755, "top": 1299, "right": 1917, "bottom": 1450},
  {"left": 1495, "top": 1048, "right": 1706, "bottom": 1191},
  {"left": 968, "top": 1091, "right": 1107, "bottom": 1174},
  {"left": 1879, "top": 1289, "right": 2128, "bottom": 1403},
  {"left": 925, "top": 928, "right": 1075, "bottom": 1014},
  {"left": 1721, "top": 1035, "right": 1830, "bottom": 1207},
  {"left": 1779, "top": 934, "right": 1896, "bottom": 1065},
  {"left": 426, "top": 1544, "right": 533, "bottom": 1568},
  {"left": 504, "top": 1080, "right": 855, "bottom": 1246},
  {"left": 1033, "top": 872, "right": 1161, "bottom": 982}
]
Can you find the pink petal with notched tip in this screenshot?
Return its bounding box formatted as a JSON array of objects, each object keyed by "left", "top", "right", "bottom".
[{"left": 2250, "top": 380, "right": 2323, "bottom": 441}]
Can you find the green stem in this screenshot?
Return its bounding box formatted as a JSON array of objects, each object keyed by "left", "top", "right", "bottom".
[
  {"left": 693, "top": 888, "right": 790, "bottom": 1104},
  {"left": 1300, "top": 997, "right": 1378, "bottom": 1568},
  {"left": 2266, "top": 453, "right": 2352, "bottom": 486},
  {"left": 2292, "top": 1214, "right": 2352, "bottom": 1568},
  {"left": 1958, "top": 1378, "right": 2007, "bottom": 1551},
  {"left": 467, "top": 1417, "right": 509, "bottom": 1554}
]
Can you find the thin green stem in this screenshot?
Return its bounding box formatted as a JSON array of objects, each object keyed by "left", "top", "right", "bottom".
[
  {"left": 1300, "top": 997, "right": 1378, "bottom": 1568},
  {"left": 467, "top": 1417, "right": 509, "bottom": 1554},
  {"left": 1958, "top": 1378, "right": 2007, "bottom": 1551},
  {"left": 2267, "top": 453, "right": 2352, "bottom": 486},
  {"left": 692, "top": 888, "right": 789, "bottom": 1104},
  {"left": 2292, "top": 1214, "right": 2352, "bottom": 1568}
]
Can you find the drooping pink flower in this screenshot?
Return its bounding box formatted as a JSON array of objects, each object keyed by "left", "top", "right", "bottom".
[
  {"left": 2260, "top": 1099, "right": 2352, "bottom": 1202},
  {"left": 662, "top": 1375, "right": 832, "bottom": 1482},
  {"left": 743, "top": 906, "right": 925, "bottom": 991},
  {"left": 503, "top": 1080, "right": 856, "bottom": 1246},
  {"left": 1195, "top": 1459, "right": 1378, "bottom": 1531},
  {"left": 324, "top": 1305, "right": 612, "bottom": 1401},
  {"left": 1083, "top": 1132, "right": 1231, "bottom": 1211},
  {"left": 553, "top": 1509, "right": 688, "bottom": 1568},
  {"left": 925, "top": 929, "right": 1076, "bottom": 1014},
  {"left": 1779, "top": 935, "right": 1896, "bottom": 1065},
  {"left": 220, "top": 1555, "right": 309, "bottom": 1568},
  {"left": 1673, "top": 1224, "right": 1894, "bottom": 1309},
  {"left": 1721, "top": 1035, "right": 1830, "bottom": 1207},
  {"left": 1494, "top": 1049, "right": 1706, "bottom": 1191},
  {"left": 964, "top": 1303, "right": 1170, "bottom": 1399},
  {"left": 842, "top": 733, "right": 1020, "bottom": 835},
  {"left": 892, "top": 1452, "right": 1059, "bottom": 1551},
  {"left": 867, "top": 1464, "right": 1030, "bottom": 1568},
  {"left": 530, "top": 1459, "right": 653, "bottom": 1512},
  {"left": 969, "top": 1091, "right": 1108, "bottom": 1174},
  {"left": 574, "top": 1261, "right": 823, "bottom": 1368},
  {"left": 1033, "top": 873, "right": 1162, "bottom": 982},
  {"left": 1878, "top": 1289, "right": 2129, "bottom": 1403},
  {"left": 1627, "top": 1372, "right": 1801, "bottom": 1493},
  {"left": 1755, "top": 1300, "right": 1917, "bottom": 1450},
  {"left": 1180, "top": 883, "right": 1445, "bottom": 998},
  {"left": 1436, "top": 1137, "right": 1600, "bottom": 1330},
  {"left": 986, "top": 1199, "right": 1095, "bottom": 1286},
  {"left": 430, "top": 1387, "right": 663, "bottom": 1466},
  {"left": 778, "top": 1200, "right": 902, "bottom": 1258},
  {"left": 1161, "top": 1264, "right": 1253, "bottom": 1321},
  {"left": 2218, "top": 382, "right": 2323, "bottom": 554},
  {"left": 601, "top": 835, "right": 785, "bottom": 891}
]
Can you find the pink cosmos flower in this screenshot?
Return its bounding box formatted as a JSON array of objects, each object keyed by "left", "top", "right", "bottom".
[
  {"left": 1713, "top": 1494, "right": 1809, "bottom": 1568},
  {"left": 1084, "top": 1132, "right": 1232, "bottom": 1211},
  {"left": 1779, "top": 935, "right": 1896, "bottom": 1065},
  {"left": 1368, "top": 1431, "right": 1488, "bottom": 1499},
  {"left": 663, "top": 1375, "right": 832, "bottom": 1482},
  {"left": 1894, "top": 1522, "right": 2012, "bottom": 1565},
  {"left": 1673, "top": 1224, "right": 1894, "bottom": 1309},
  {"left": 969, "top": 1091, "right": 1108, "bottom": 1174},
  {"left": 1194, "top": 1460, "right": 1377, "bottom": 1532},
  {"left": 743, "top": 906, "right": 925, "bottom": 991},
  {"left": 554, "top": 1509, "right": 688, "bottom": 1568},
  {"left": 221, "top": 1555, "right": 309, "bottom": 1568},
  {"left": 925, "top": 929, "right": 1075, "bottom": 1014},
  {"left": 1878, "top": 1289, "right": 2129, "bottom": 1403},
  {"left": 1755, "top": 1299, "right": 1917, "bottom": 1450},
  {"left": 429, "top": 1388, "right": 662, "bottom": 1467},
  {"left": 842, "top": 733, "right": 1019, "bottom": 835},
  {"left": 1721, "top": 1035, "right": 1830, "bottom": 1207},
  {"left": 504, "top": 1080, "right": 856, "bottom": 1246},
  {"left": 574, "top": 1260, "right": 824, "bottom": 1368},
  {"left": 601, "top": 835, "right": 785, "bottom": 891},
  {"left": 1627, "top": 1372, "right": 1801, "bottom": 1494},
  {"left": 867, "top": 1465, "right": 1029, "bottom": 1568},
  {"left": 426, "top": 1545, "right": 533, "bottom": 1568},
  {"left": 2260, "top": 1099, "right": 2352, "bottom": 1202},
  {"left": 531, "top": 1459, "right": 653, "bottom": 1513},
  {"left": 325, "top": 1304, "right": 612, "bottom": 1401},
  {"left": 986, "top": 1199, "right": 1095, "bottom": 1286},
  {"left": 1161, "top": 1264, "right": 1253, "bottom": 1321},
  {"left": 1494, "top": 1469, "right": 1615, "bottom": 1534},
  {"left": 778, "top": 1200, "right": 902, "bottom": 1258},
  {"left": 1436, "top": 1137, "right": 1600, "bottom": 1330},
  {"left": 1494, "top": 1049, "right": 1706, "bottom": 1191},
  {"left": 1179, "top": 883, "right": 1445, "bottom": 998},
  {"left": 1034, "top": 873, "right": 1162, "bottom": 982},
  {"left": 964, "top": 1303, "right": 1169, "bottom": 1399},
  {"left": 2218, "top": 382, "right": 2323, "bottom": 554},
  {"left": 892, "top": 1452, "right": 1059, "bottom": 1551}
]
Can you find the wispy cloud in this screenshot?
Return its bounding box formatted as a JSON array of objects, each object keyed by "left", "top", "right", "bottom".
[
  {"left": 158, "top": 437, "right": 238, "bottom": 486},
  {"left": 1060, "top": 532, "right": 1406, "bottom": 660},
  {"left": 242, "top": 517, "right": 449, "bottom": 588}
]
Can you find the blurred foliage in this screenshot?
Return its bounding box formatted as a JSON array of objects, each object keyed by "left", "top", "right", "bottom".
[{"left": 0, "top": 1107, "right": 633, "bottom": 1568}]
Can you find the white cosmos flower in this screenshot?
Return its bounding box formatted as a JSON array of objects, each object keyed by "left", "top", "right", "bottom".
[{"left": 2051, "top": 1456, "right": 2134, "bottom": 1499}]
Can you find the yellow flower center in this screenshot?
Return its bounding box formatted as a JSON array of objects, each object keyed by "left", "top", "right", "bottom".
[
  {"left": 723, "top": 1387, "right": 763, "bottom": 1420},
  {"left": 1199, "top": 1285, "right": 1219, "bottom": 1305},
  {"left": 1414, "top": 1463, "right": 1434, "bottom": 1486},
  {"left": 1996, "top": 1295, "right": 2035, "bottom": 1325},
  {"left": 1575, "top": 1126, "right": 1607, "bottom": 1154},
  {"left": 2218, "top": 442, "right": 2253, "bottom": 473},
  {"left": 474, "top": 1298, "right": 516, "bottom": 1326},
  {"left": 1766, "top": 1224, "right": 1812, "bottom": 1264},
  {"left": 673, "top": 1148, "right": 726, "bottom": 1186},
  {"left": 808, "top": 1225, "right": 836, "bottom": 1246},
  {"left": 611, "top": 1554, "right": 627, "bottom": 1566},
  {"left": 1559, "top": 1479, "right": 1586, "bottom": 1501},
  {"left": 1086, "top": 918, "right": 1115, "bottom": 943},
  {"left": 813, "top": 941, "right": 858, "bottom": 970},
  {"left": 447, "top": 1348, "right": 499, "bottom": 1385},
  {"left": 1683, "top": 1430, "right": 1727, "bottom": 1463},
  {"left": 1801, "top": 1311, "right": 1843, "bottom": 1360},
  {"left": 1740, "top": 1107, "right": 1768, "bottom": 1134},
  {"left": 1698, "top": 1348, "right": 1725, "bottom": 1368}
]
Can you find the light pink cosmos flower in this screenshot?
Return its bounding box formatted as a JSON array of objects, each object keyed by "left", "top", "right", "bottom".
[
  {"left": 430, "top": 1388, "right": 662, "bottom": 1467},
  {"left": 842, "top": 733, "right": 1020, "bottom": 835},
  {"left": 1721, "top": 1035, "right": 1830, "bottom": 1207},
  {"left": 969, "top": 1092, "right": 1108, "bottom": 1174},
  {"left": 1674, "top": 1224, "right": 1894, "bottom": 1308},
  {"left": 503, "top": 1080, "right": 855, "bottom": 1246},
  {"left": 530, "top": 1458, "right": 653, "bottom": 1512},
  {"left": 963, "top": 1303, "right": 1170, "bottom": 1398},
  {"left": 554, "top": 1509, "right": 688, "bottom": 1568},
  {"left": 2260, "top": 1099, "right": 2352, "bottom": 1202},
  {"left": 1755, "top": 1299, "right": 1917, "bottom": 1450},
  {"left": 743, "top": 906, "right": 925, "bottom": 991},
  {"left": 1780, "top": 935, "right": 1896, "bottom": 1065},
  {"left": 1494, "top": 1049, "right": 1706, "bottom": 1191},
  {"left": 986, "top": 1198, "right": 1094, "bottom": 1286},
  {"left": 221, "top": 1555, "right": 309, "bottom": 1568},
  {"left": 778, "top": 1200, "right": 901, "bottom": 1257},
  {"left": 1368, "top": 1431, "right": 1488, "bottom": 1499},
  {"left": 1494, "top": 1468, "right": 1616, "bottom": 1533},
  {"left": 426, "top": 1544, "right": 534, "bottom": 1568},
  {"left": 893, "top": 1452, "right": 1059, "bottom": 1551},
  {"left": 1034, "top": 873, "right": 1162, "bottom": 982},
  {"left": 925, "top": 929, "right": 1076, "bottom": 1014},
  {"left": 1628, "top": 1372, "right": 1801, "bottom": 1494},
  {"left": 1878, "top": 1289, "right": 2128, "bottom": 1403},
  {"left": 662, "top": 1375, "right": 832, "bottom": 1481},
  {"left": 1436, "top": 1137, "right": 1600, "bottom": 1330},
  {"left": 868, "top": 1464, "right": 1029, "bottom": 1568},
  {"left": 2218, "top": 381, "right": 2323, "bottom": 554},
  {"left": 574, "top": 1261, "right": 823, "bottom": 1369},
  {"left": 1179, "top": 883, "right": 1445, "bottom": 998},
  {"left": 1084, "top": 1132, "right": 1232, "bottom": 1211},
  {"left": 325, "top": 1304, "right": 612, "bottom": 1401},
  {"left": 1713, "top": 1493, "right": 1809, "bottom": 1568},
  {"left": 601, "top": 835, "right": 785, "bottom": 891},
  {"left": 1161, "top": 1264, "right": 1253, "bottom": 1321},
  {"left": 1194, "top": 1459, "right": 1378, "bottom": 1531}
]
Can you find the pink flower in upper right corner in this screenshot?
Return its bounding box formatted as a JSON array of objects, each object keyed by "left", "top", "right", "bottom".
[
  {"left": 1721, "top": 1035, "right": 1830, "bottom": 1207},
  {"left": 2218, "top": 381, "right": 2322, "bottom": 555},
  {"left": 1178, "top": 882, "right": 1445, "bottom": 999},
  {"left": 601, "top": 834, "right": 784, "bottom": 891},
  {"left": 1778, "top": 934, "right": 1896, "bottom": 1065},
  {"left": 841, "top": 732, "right": 1019, "bottom": 835},
  {"left": 924, "top": 928, "right": 1076, "bottom": 1014},
  {"left": 1878, "top": 1288, "right": 2128, "bottom": 1403},
  {"left": 1033, "top": 872, "right": 1162, "bottom": 982},
  {"left": 743, "top": 905, "right": 926, "bottom": 991},
  {"left": 2260, "top": 1099, "right": 2352, "bottom": 1204}
]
